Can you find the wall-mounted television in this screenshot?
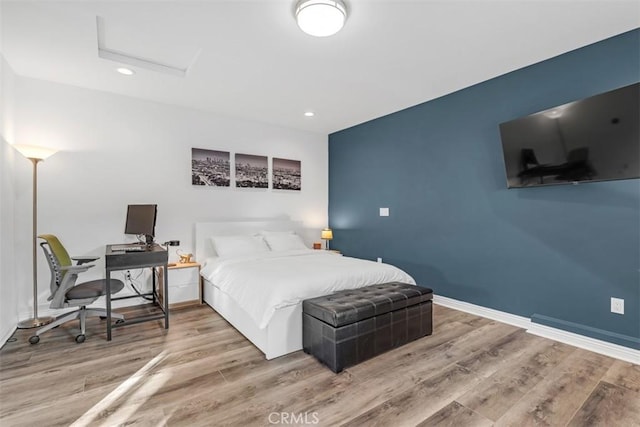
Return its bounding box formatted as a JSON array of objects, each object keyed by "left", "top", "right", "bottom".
[
  {"left": 124, "top": 204, "right": 157, "bottom": 244},
  {"left": 499, "top": 82, "right": 639, "bottom": 188}
]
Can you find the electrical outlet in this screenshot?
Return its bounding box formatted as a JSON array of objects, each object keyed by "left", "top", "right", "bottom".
[
  {"left": 377, "top": 257, "right": 382, "bottom": 263},
  {"left": 125, "top": 270, "right": 132, "bottom": 281},
  {"left": 611, "top": 297, "right": 624, "bottom": 315}
]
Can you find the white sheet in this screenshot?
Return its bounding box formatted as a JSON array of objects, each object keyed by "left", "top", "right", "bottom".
[{"left": 200, "top": 250, "right": 416, "bottom": 329}]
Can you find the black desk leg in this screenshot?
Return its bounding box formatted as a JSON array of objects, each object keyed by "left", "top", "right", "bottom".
[
  {"left": 164, "top": 263, "right": 169, "bottom": 329},
  {"left": 152, "top": 267, "right": 157, "bottom": 305},
  {"left": 106, "top": 268, "right": 112, "bottom": 341}
]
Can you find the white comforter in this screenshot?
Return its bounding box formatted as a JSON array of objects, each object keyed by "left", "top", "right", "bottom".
[{"left": 201, "top": 250, "right": 416, "bottom": 329}]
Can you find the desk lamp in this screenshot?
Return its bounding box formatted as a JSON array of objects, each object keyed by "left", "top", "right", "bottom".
[{"left": 163, "top": 240, "right": 180, "bottom": 265}]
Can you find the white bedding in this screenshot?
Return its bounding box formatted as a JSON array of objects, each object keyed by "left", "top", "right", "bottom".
[{"left": 201, "top": 250, "right": 416, "bottom": 329}]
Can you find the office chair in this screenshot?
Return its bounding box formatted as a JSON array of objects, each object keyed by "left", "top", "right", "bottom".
[
  {"left": 29, "top": 234, "right": 125, "bottom": 344},
  {"left": 520, "top": 148, "right": 541, "bottom": 170}
]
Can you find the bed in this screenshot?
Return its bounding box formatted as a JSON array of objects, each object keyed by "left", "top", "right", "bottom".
[{"left": 195, "top": 220, "right": 415, "bottom": 359}]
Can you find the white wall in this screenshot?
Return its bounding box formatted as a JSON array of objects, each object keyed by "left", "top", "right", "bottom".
[
  {"left": 0, "top": 56, "right": 19, "bottom": 344},
  {"left": 12, "top": 76, "right": 328, "bottom": 319}
]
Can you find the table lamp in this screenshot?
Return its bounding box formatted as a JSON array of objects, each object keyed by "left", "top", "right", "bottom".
[
  {"left": 14, "top": 144, "right": 58, "bottom": 329},
  {"left": 321, "top": 228, "right": 333, "bottom": 250}
]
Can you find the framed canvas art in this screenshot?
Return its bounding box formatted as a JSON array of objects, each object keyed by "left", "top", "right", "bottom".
[
  {"left": 272, "top": 158, "right": 301, "bottom": 190},
  {"left": 191, "top": 148, "right": 230, "bottom": 187},
  {"left": 235, "top": 153, "right": 268, "bottom": 188}
]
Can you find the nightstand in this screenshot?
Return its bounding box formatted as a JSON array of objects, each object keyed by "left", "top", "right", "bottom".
[{"left": 163, "top": 262, "right": 202, "bottom": 308}]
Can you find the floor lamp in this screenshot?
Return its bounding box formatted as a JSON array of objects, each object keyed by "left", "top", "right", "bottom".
[{"left": 14, "top": 144, "right": 58, "bottom": 329}]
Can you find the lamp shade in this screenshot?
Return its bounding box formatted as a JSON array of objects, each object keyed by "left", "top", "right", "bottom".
[
  {"left": 295, "top": 0, "right": 347, "bottom": 37},
  {"left": 321, "top": 228, "right": 333, "bottom": 240},
  {"left": 13, "top": 144, "right": 58, "bottom": 161}
]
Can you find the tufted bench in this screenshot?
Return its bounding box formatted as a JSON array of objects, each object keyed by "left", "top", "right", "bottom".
[{"left": 302, "top": 282, "right": 433, "bottom": 373}]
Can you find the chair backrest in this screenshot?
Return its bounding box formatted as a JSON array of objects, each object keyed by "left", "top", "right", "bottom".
[
  {"left": 520, "top": 148, "right": 539, "bottom": 169},
  {"left": 38, "top": 234, "right": 72, "bottom": 297},
  {"left": 39, "top": 234, "right": 72, "bottom": 267}
]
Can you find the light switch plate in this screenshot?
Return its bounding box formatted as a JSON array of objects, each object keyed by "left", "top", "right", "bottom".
[{"left": 380, "top": 207, "right": 389, "bottom": 217}]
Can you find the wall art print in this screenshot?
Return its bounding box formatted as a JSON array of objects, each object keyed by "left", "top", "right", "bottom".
[
  {"left": 235, "top": 153, "right": 268, "bottom": 188},
  {"left": 272, "top": 158, "right": 301, "bottom": 190},
  {"left": 191, "top": 148, "right": 230, "bottom": 187}
]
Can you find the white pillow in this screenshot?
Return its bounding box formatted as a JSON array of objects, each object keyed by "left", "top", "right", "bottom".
[
  {"left": 260, "top": 230, "right": 295, "bottom": 236},
  {"left": 210, "top": 235, "right": 270, "bottom": 258},
  {"left": 262, "top": 233, "right": 308, "bottom": 251}
]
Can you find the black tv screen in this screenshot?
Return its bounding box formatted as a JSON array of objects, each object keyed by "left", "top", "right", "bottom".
[
  {"left": 499, "top": 82, "right": 639, "bottom": 188},
  {"left": 124, "top": 204, "right": 157, "bottom": 241}
]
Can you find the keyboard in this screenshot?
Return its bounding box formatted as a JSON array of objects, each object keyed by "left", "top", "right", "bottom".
[{"left": 111, "top": 244, "right": 145, "bottom": 252}]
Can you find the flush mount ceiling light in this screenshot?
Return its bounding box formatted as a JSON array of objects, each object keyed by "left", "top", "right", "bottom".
[{"left": 295, "top": 0, "right": 347, "bottom": 37}]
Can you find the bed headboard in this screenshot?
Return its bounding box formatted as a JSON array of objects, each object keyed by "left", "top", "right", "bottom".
[{"left": 195, "top": 219, "right": 316, "bottom": 262}]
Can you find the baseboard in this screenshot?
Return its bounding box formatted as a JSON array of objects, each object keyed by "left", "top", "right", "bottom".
[
  {"left": 0, "top": 325, "right": 17, "bottom": 350},
  {"left": 531, "top": 313, "right": 640, "bottom": 350},
  {"left": 433, "top": 295, "right": 531, "bottom": 329},
  {"left": 527, "top": 322, "right": 640, "bottom": 364},
  {"left": 17, "top": 292, "right": 151, "bottom": 324},
  {"left": 433, "top": 295, "right": 640, "bottom": 365},
  {"left": 5, "top": 295, "right": 150, "bottom": 347}
]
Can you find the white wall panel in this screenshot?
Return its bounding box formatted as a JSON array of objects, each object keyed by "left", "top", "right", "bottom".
[{"left": 12, "top": 76, "right": 328, "bottom": 319}]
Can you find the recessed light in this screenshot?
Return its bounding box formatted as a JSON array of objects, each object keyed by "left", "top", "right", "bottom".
[
  {"left": 116, "top": 67, "right": 135, "bottom": 76},
  {"left": 304, "top": 111, "right": 315, "bottom": 117}
]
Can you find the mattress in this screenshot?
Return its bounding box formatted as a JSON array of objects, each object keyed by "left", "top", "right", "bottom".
[{"left": 200, "top": 249, "right": 416, "bottom": 329}]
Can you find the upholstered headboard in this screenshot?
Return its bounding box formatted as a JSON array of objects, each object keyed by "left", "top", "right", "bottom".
[{"left": 195, "top": 219, "right": 317, "bottom": 263}]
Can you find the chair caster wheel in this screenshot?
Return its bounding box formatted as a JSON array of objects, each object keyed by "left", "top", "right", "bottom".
[
  {"left": 100, "top": 316, "right": 107, "bottom": 320},
  {"left": 115, "top": 319, "right": 125, "bottom": 324},
  {"left": 29, "top": 335, "right": 40, "bottom": 344},
  {"left": 75, "top": 334, "right": 86, "bottom": 343}
]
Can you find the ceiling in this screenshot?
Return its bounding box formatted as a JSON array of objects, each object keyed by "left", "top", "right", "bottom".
[{"left": 1, "top": 1, "right": 638, "bottom": 135}]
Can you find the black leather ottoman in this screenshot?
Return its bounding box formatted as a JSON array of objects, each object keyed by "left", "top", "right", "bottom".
[{"left": 302, "top": 282, "right": 433, "bottom": 373}]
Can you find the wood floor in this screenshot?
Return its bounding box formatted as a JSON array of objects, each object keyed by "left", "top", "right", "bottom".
[{"left": 1, "top": 304, "right": 639, "bottom": 427}]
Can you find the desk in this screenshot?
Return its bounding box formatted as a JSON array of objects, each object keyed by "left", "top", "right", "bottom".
[{"left": 105, "top": 244, "right": 169, "bottom": 340}]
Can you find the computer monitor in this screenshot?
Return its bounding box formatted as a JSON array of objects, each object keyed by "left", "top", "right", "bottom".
[{"left": 124, "top": 204, "right": 157, "bottom": 245}]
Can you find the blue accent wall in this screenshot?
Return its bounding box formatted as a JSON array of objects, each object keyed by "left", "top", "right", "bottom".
[{"left": 328, "top": 29, "right": 640, "bottom": 349}]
